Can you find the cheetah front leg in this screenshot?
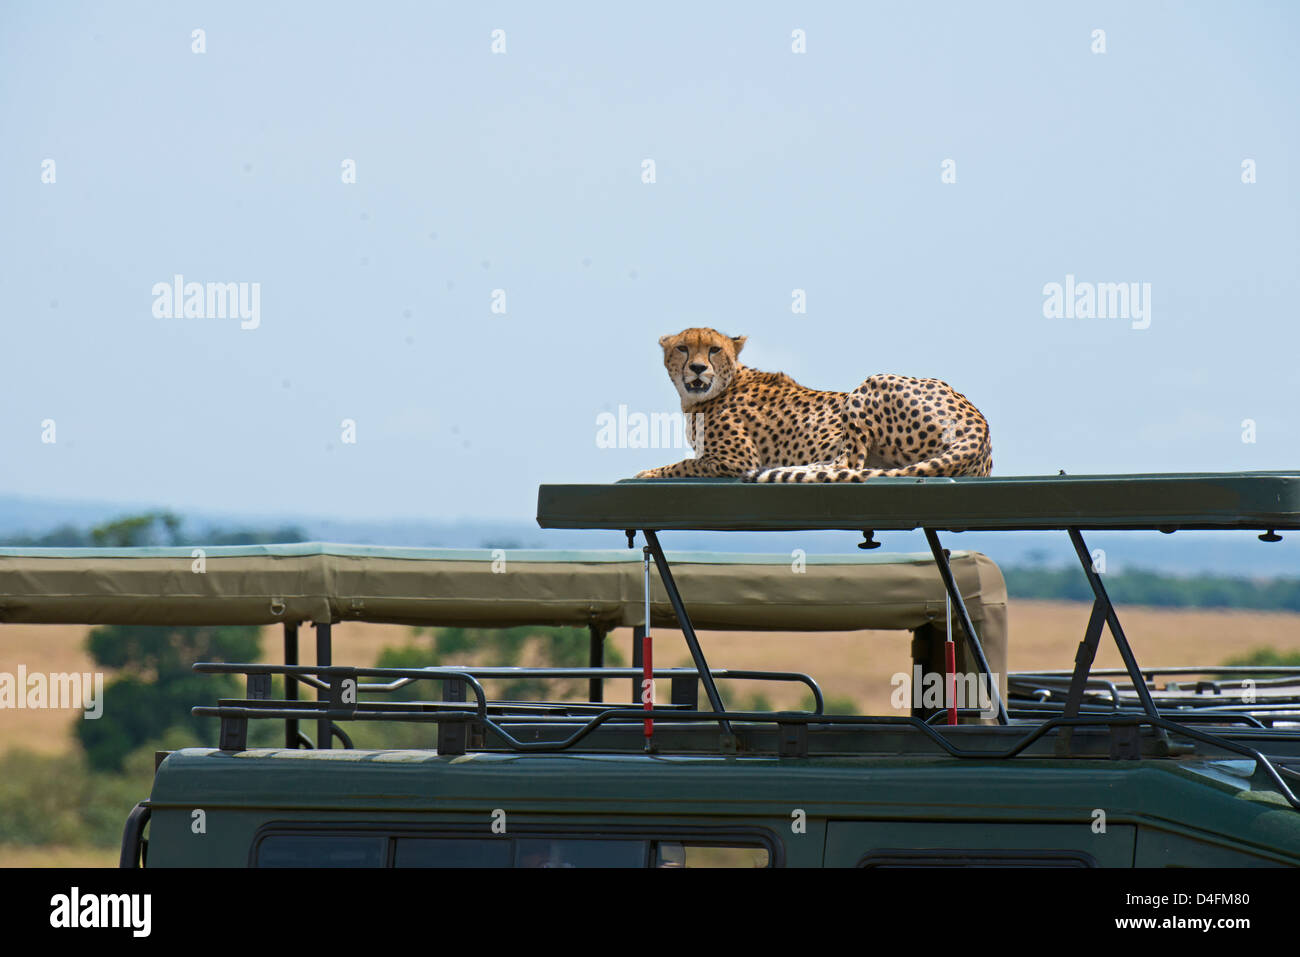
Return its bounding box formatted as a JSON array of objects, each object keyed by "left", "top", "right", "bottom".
[
  {"left": 635, "top": 443, "right": 759, "bottom": 479},
  {"left": 634, "top": 456, "right": 750, "bottom": 479}
]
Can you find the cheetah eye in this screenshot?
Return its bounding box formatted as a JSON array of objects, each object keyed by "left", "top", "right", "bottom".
[
  {"left": 676, "top": 345, "right": 688, "bottom": 354},
  {"left": 708, "top": 346, "right": 721, "bottom": 355}
]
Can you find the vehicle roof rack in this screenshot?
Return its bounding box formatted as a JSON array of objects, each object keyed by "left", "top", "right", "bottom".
[
  {"left": 189, "top": 659, "right": 1300, "bottom": 810},
  {"left": 1009, "top": 666, "right": 1300, "bottom": 729},
  {"left": 525, "top": 471, "right": 1300, "bottom": 810}
]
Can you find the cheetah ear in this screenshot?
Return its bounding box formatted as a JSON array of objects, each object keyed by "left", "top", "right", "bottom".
[
  {"left": 730, "top": 335, "right": 747, "bottom": 355},
  {"left": 658, "top": 335, "right": 673, "bottom": 348}
]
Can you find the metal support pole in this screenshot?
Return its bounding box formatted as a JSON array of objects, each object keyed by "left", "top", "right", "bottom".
[
  {"left": 1067, "top": 528, "right": 1160, "bottom": 718},
  {"left": 642, "top": 530, "right": 733, "bottom": 737},
  {"left": 642, "top": 546, "right": 654, "bottom": 747},
  {"left": 587, "top": 624, "right": 606, "bottom": 703},
  {"left": 631, "top": 624, "right": 644, "bottom": 704},
  {"left": 923, "top": 529, "right": 1008, "bottom": 724},
  {"left": 315, "top": 622, "right": 332, "bottom": 749},
  {"left": 945, "top": 590, "right": 957, "bottom": 727},
  {"left": 1055, "top": 598, "right": 1107, "bottom": 755},
  {"left": 284, "top": 622, "right": 299, "bottom": 749}
]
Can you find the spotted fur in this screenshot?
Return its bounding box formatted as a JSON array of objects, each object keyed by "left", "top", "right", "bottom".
[{"left": 634, "top": 328, "right": 992, "bottom": 483}]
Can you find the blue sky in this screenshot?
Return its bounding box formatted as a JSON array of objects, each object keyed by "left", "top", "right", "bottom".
[{"left": 2, "top": 1, "right": 1297, "bottom": 523}]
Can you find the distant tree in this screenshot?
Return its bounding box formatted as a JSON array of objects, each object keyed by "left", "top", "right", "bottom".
[
  {"left": 799, "top": 693, "right": 858, "bottom": 715},
  {"left": 77, "top": 624, "right": 262, "bottom": 771},
  {"left": 89, "top": 512, "right": 183, "bottom": 547},
  {"left": 2, "top": 510, "right": 308, "bottom": 548},
  {"left": 1002, "top": 565, "right": 1300, "bottom": 612},
  {"left": 730, "top": 692, "right": 774, "bottom": 713},
  {"left": 200, "top": 525, "right": 307, "bottom": 545},
  {"left": 0, "top": 509, "right": 303, "bottom": 767},
  {"left": 1223, "top": 647, "right": 1300, "bottom": 673},
  {"left": 3, "top": 523, "right": 91, "bottom": 546},
  {"left": 64, "top": 510, "right": 275, "bottom": 770}
]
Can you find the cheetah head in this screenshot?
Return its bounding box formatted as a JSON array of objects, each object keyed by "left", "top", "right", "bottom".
[{"left": 658, "top": 327, "right": 747, "bottom": 408}]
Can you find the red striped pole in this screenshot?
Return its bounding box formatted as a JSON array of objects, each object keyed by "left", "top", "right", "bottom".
[{"left": 642, "top": 547, "right": 654, "bottom": 745}]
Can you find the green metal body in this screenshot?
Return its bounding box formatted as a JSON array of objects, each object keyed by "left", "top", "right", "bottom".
[
  {"left": 145, "top": 738, "right": 1300, "bottom": 867},
  {"left": 536, "top": 472, "right": 1300, "bottom": 532}
]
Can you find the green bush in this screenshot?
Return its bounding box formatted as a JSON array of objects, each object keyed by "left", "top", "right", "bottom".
[
  {"left": 1223, "top": 647, "right": 1300, "bottom": 675},
  {"left": 0, "top": 730, "right": 192, "bottom": 849},
  {"left": 799, "top": 693, "right": 858, "bottom": 715},
  {"left": 728, "top": 692, "right": 774, "bottom": 713},
  {"left": 76, "top": 624, "right": 262, "bottom": 771}
]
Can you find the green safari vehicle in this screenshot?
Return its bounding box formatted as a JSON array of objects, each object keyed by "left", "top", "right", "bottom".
[
  {"left": 142, "top": 473, "right": 1300, "bottom": 865},
  {"left": 11, "top": 472, "right": 1300, "bottom": 867}
]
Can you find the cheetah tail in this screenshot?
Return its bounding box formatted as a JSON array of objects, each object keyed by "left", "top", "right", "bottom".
[{"left": 747, "top": 449, "right": 990, "bottom": 483}]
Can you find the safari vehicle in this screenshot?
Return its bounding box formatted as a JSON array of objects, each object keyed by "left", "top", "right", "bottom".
[
  {"left": 524, "top": 470, "right": 1300, "bottom": 867},
  {"left": 0, "top": 542, "right": 1007, "bottom": 867},
  {"left": 10, "top": 472, "right": 1300, "bottom": 868}
]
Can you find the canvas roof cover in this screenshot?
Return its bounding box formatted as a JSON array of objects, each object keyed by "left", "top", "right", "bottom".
[{"left": 0, "top": 543, "right": 1005, "bottom": 637}]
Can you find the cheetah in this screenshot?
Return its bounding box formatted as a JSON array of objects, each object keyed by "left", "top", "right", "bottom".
[{"left": 634, "top": 327, "right": 992, "bottom": 482}]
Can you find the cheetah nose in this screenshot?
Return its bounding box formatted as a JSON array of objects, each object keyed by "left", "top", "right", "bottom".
[{"left": 688, "top": 363, "right": 707, "bottom": 374}]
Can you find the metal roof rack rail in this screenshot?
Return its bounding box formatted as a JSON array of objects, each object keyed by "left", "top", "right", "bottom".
[
  {"left": 192, "top": 662, "right": 826, "bottom": 756},
  {"left": 190, "top": 660, "right": 1300, "bottom": 810},
  {"left": 1008, "top": 666, "right": 1300, "bottom": 729}
]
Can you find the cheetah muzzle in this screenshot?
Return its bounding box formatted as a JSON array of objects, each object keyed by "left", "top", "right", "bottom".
[{"left": 634, "top": 327, "right": 993, "bottom": 483}]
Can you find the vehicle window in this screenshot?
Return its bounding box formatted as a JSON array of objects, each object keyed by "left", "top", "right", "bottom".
[
  {"left": 514, "top": 838, "right": 648, "bottom": 868},
  {"left": 255, "top": 830, "right": 775, "bottom": 867},
  {"left": 654, "top": 842, "right": 770, "bottom": 868},
  {"left": 393, "top": 838, "right": 511, "bottom": 868},
  {"left": 257, "top": 834, "right": 386, "bottom": 867}
]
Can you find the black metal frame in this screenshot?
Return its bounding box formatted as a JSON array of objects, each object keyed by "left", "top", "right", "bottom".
[
  {"left": 638, "top": 526, "right": 1008, "bottom": 727},
  {"left": 923, "top": 528, "right": 1006, "bottom": 724},
  {"left": 284, "top": 622, "right": 300, "bottom": 748},
  {"left": 190, "top": 660, "right": 1300, "bottom": 810},
  {"left": 858, "top": 848, "right": 1098, "bottom": 868},
  {"left": 195, "top": 661, "right": 821, "bottom": 754},
  {"left": 258, "top": 521, "right": 1212, "bottom": 748},
  {"left": 274, "top": 533, "right": 738, "bottom": 748},
  {"left": 1011, "top": 665, "right": 1300, "bottom": 731},
  {"left": 588, "top": 624, "right": 606, "bottom": 703},
  {"left": 1063, "top": 527, "right": 1161, "bottom": 718},
  {"left": 180, "top": 515, "right": 1300, "bottom": 815},
  {"left": 262, "top": 526, "right": 1009, "bottom": 749},
  {"left": 641, "top": 530, "right": 734, "bottom": 740},
  {"left": 119, "top": 801, "right": 151, "bottom": 868}
]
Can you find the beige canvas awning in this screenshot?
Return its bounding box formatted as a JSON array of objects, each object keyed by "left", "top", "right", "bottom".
[{"left": 0, "top": 544, "right": 1006, "bottom": 677}]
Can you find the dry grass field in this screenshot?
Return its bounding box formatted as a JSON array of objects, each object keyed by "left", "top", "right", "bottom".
[
  {"left": 0, "top": 844, "right": 119, "bottom": 867},
  {"left": 3, "top": 599, "right": 1299, "bottom": 866}
]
